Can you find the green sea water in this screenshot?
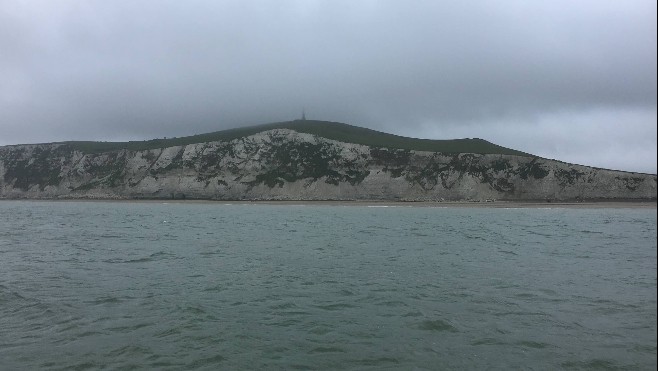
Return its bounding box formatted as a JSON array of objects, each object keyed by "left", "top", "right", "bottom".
[{"left": 0, "top": 201, "right": 656, "bottom": 370}]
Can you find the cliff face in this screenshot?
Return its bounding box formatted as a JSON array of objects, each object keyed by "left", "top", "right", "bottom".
[{"left": 0, "top": 129, "right": 656, "bottom": 201}]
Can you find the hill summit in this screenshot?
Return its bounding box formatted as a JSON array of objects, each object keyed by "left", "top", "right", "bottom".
[{"left": 62, "top": 120, "right": 530, "bottom": 156}]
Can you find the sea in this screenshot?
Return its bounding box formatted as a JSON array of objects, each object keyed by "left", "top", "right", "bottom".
[{"left": 0, "top": 200, "right": 656, "bottom": 370}]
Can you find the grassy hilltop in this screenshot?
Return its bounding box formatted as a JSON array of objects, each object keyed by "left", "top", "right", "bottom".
[{"left": 62, "top": 120, "right": 532, "bottom": 157}]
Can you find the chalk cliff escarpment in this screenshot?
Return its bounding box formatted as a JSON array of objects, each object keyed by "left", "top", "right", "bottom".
[{"left": 0, "top": 121, "right": 656, "bottom": 201}]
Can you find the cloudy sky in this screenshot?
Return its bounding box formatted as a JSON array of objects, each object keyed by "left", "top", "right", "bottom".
[{"left": 1, "top": 1, "right": 656, "bottom": 173}]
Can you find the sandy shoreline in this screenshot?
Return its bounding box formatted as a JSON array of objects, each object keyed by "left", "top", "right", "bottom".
[
  {"left": 226, "top": 200, "right": 658, "bottom": 209},
  {"left": 2, "top": 198, "right": 656, "bottom": 209}
]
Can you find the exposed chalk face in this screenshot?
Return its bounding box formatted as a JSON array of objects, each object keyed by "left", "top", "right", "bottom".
[{"left": 0, "top": 129, "right": 656, "bottom": 201}]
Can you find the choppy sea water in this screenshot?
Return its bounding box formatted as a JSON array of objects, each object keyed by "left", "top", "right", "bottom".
[{"left": 0, "top": 201, "right": 656, "bottom": 370}]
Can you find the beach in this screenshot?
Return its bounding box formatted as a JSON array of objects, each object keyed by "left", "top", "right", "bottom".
[{"left": 2, "top": 197, "right": 655, "bottom": 208}]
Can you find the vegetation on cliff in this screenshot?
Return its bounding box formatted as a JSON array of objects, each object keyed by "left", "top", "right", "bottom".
[{"left": 59, "top": 120, "right": 531, "bottom": 156}]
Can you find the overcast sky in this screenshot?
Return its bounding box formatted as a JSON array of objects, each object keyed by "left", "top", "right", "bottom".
[{"left": 1, "top": 1, "right": 656, "bottom": 173}]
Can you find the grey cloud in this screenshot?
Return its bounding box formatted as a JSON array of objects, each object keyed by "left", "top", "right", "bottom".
[{"left": 0, "top": 0, "right": 655, "bottom": 172}]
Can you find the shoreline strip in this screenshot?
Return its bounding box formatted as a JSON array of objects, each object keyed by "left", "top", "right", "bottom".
[{"left": 1, "top": 198, "right": 655, "bottom": 209}]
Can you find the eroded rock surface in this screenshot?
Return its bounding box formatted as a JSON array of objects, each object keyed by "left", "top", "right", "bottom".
[{"left": 1, "top": 129, "right": 655, "bottom": 201}]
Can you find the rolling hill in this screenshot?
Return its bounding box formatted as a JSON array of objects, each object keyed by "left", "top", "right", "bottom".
[{"left": 0, "top": 120, "right": 655, "bottom": 201}]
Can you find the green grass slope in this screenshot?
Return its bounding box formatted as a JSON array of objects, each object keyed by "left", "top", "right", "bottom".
[{"left": 62, "top": 120, "right": 532, "bottom": 157}]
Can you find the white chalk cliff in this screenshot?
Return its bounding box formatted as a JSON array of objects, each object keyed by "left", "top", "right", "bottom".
[{"left": 0, "top": 128, "right": 655, "bottom": 201}]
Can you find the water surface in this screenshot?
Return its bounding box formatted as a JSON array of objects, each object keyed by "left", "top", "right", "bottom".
[{"left": 0, "top": 201, "right": 656, "bottom": 369}]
